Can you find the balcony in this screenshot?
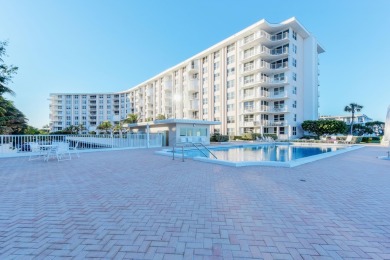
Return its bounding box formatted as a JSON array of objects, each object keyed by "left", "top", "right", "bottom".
[
  {"left": 264, "top": 91, "right": 288, "bottom": 100},
  {"left": 188, "top": 80, "right": 199, "bottom": 92},
  {"left": 259, "top": 77, "right": 288, "bottom": 87},
  {"left": 188, "top": 60, "right": 199, "bottom": 73},
  {"left": 240, "top": 46, "right": 262, "bottom": 62},
  {"left": 262, "top": 120, "right": 287, "bottom": 126},
  {"left": 240, "top": 121, "right": 260, "bottom": 127},
  {"left": 259, "top": 46, "right": 289, "bottom": 60},
  {"left": 240, "top": 31, "right": 289, "bottom": 49},
  {"left": 239, "top": 30, "right": 269, "bottom": 48},
  {"left": 146, "top": 89, "right": 153, "bottom": 97},
  {"left": 269, "top": 106, "right": 288, "bottom": 113},
  {"left": 187, "top": 101, "right": 199, "bottom": 111}
]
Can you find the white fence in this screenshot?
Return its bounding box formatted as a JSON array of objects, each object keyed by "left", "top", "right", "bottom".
[{"left": 0, "top": 133, "right": 163, "bottom": 158}]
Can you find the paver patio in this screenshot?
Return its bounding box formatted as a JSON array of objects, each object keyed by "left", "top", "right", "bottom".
[{"left": 0, "top": 145, "right": 389, "bottom": 259}]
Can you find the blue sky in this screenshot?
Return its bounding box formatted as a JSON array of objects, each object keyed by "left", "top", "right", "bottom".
[{"left": 1, "top": 0, "right": 389, "bottom": 128}]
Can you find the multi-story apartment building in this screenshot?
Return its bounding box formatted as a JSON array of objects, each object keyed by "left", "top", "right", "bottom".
[{"left": 49, "top": 17, "right": 324, "bottom": 139}]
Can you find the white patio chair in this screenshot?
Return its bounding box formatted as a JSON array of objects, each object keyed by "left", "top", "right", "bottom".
[
  {"left": 28, "top": 142, "right": 44, "bottom": 161},
  {"left": 44, "top": 142, "right": 71, "bottom": 162},
  {"left": 56, "top": 142, "right": 72, "bottom": 161},
  {"left": 69, "top": 141, "right": 80, "bottom": 158},
  {"left": 342, "top": 135, "right": 353, "bottom": 144}
]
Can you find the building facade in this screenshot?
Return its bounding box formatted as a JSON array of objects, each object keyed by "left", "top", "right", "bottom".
[
  {"left": 320, "top": 114, "right": 373, "bottom": 125},
  {"left": 49, "top": 17, "right": 324, "bottom": 139}
]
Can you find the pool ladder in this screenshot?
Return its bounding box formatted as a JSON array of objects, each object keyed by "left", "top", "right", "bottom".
[{"left": 172, "top": 142, "right": 217, "bottom": 162}]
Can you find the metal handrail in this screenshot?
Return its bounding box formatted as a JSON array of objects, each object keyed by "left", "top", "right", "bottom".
[
  {"left": 172, "top": 142, "right": 217, "bottom": 162},
  {"left": 193, "top": 143, "right": 217, "bottom": 159}
]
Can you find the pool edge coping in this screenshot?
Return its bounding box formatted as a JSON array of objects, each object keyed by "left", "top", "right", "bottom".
[{"left": 155, "top": 143, "right": 365, "bottom": 168}]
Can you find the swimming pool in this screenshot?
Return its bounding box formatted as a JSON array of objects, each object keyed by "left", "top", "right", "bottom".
[{"left": 156, "top": 143, "right": 363, "bottom": 167}]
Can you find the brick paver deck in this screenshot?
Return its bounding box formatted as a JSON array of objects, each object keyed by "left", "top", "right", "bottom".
[{"left": 0, "top": 146, "right": 389, "bottom": 259}]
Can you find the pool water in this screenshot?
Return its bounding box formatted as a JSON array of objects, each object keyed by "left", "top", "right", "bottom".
[{"left": 173, "top": 144, "right": 343, "bottom": 162}]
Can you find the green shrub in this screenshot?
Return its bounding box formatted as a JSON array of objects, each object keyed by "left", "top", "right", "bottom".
[
  {"left": 241, "top": 132, "right": 253, "bottom": 140},
  {"left": 216, "top": 135, "right": 229, "bottom": 142},
  {"left": 264, "top": 134, "right": 277, "bottom": 140},
  {"left": 361, "top": 136, "right": 381, "bottom": 143},
  {"left": 210, "top": 133, "right": 229, "bottom": 142}
]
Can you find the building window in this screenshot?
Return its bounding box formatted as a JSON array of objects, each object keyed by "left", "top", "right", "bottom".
[
  {"left": 214, "top": 95, "right": 220, "bottom": 103},
  {"left": 203, "top": 108, "right": 208, "bottom": 114},
  {"left": 243, "top": 33, "right": 254, "bottom": 44},
  {"left": 227, "top": 67, "right": 235, "bottom": 76},
  {"left": 202, "top": 97, "right": 208, "bottom": 105},
  {"left": 274, "top": 73, "right": 285, "bottom": 82},
  {"left": 214, "top": 62, "right": 219, "bottom": 70},
  {"left": 214, "top": 106, "right": 220, "bottom": 113},
  {"left": 213, "top": 84, "right": 220, "bottom": 92},
  {"left": 227, "top": 104, "right": 234, "bottom": 112},
  {"left": 293, "top": 72, "right": 297, "bottom": 81},
  {"left": 294, "top": 114, "right": 297, "bottom": 121},
  {"left": 227, "top": 80, "right": 235, "bottom": 89},
  {"left": 292, "top": 126, "right": 297, "bottom": 135},
  {"left": 227, "top": 116, "right": 235, "bottom": 123},
  {"left": 244, "top": 114, "right": 254, "bottom": 122},
  {"left": 227, "top": 55, "right": 235, "bottom": 65},
  {"left": 293, "top": 86, "right": 297, "bottom": 94},
  {"left": 293, "top": 100, "right": 297, "bottom": 108},
  {"left": 280, "top": 127, "right": 285, "bottom": 134},
  {"left": 227, "top": 128, "right": 235, "bottom": 135},
  {"left": 214, "top": 73, "right": 220, "bottom": 80},
  {"left": 292, "top": 58, "right": 297, "bottom": 67},
  {"left": 227, "top": 44, "right": 235, "bottom": 53},
  {"left": 214, "top": 51, "right": 220, "bottom": 59},
  {"left": 244, "top": 75, "right": 254, "bottom": 84},
  {"left": 243, "top": 47, "right": 254, "bottom": 59},
  {"left": 292, "top": 44, "right": 297, "bottom": 54},
  {"left": 274, "top": 114, "right": 285, "bottom": 122},
  {"left": 292, "top": 31, "right": 297, "bottom": 40},
  {"left": 227, "top": 92, "right": 235, "bottom": 100}
]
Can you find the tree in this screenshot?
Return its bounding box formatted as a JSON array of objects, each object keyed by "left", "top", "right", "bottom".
[
  {"left": 64, "top": 125, "right": 79, "bottom": 134},
  {"left": 97, "top": 121, "right": 113, "bottom": 135},
  {"left": 77, "top": 124, "right": 86, "bottom": 134},
  {"left": 301, "top": 120, "right": 347, "bottom": 137},
  {"left": 124, "top": 113, "right": 138, "bottom": 124},
  {"left": 344, "top": 103, "right": 363, "bottom": 135},
  {"left": 0, "top": 40, "right": 27, "bottom": 134},
  {"left": 0, "top": 41, "right": 18, "bottom": 96},
  {"left": 365, "top": 121, "right": 385, "bottom": 136},
  {"left": 0, "top": 98, "right": 27, "bottom": 134},
  {"left": 156, "top": 114, "right": 166, "bottom": 120},
  {"left": 24, "top": 125, "right": 40, "bottom": 135},
  {"left": 113, "top": 121, "right": 126, "bottom": 137}
]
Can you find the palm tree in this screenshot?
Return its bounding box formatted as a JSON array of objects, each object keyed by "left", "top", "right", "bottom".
[
  {"left": 344, "top": 103, "right": 363, "bottom": 135},
  {"left": 97, "top": 121, "right": 113, "bottom": 135},
  {"left": 77, "top": 124, "right": 86, "bottom": 134},
  {"left": 124, "top": 113, "right": 138, "bottom": 124}
]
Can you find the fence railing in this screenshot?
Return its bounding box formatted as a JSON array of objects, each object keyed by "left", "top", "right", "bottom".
[{"left": 0, "top": 133, "right": 163, "bottom": 158}]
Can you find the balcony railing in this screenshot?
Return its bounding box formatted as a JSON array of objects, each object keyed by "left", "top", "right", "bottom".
[
  {"left": 262, "top": 121, "right": 287, "bottom": 126},
  {"left": 270, "top": 32, "right": 289, "bottom": 41},
  {"left": 188, "top": 80, "right": 199, "bottom": 92},
  {"left": 240, "top": 121, "right": 260, "bottom": 127}
]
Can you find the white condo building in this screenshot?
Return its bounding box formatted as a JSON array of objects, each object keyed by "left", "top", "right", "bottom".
[{"left": 49, "top": 17, "right": 324, "bottom": 139}]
